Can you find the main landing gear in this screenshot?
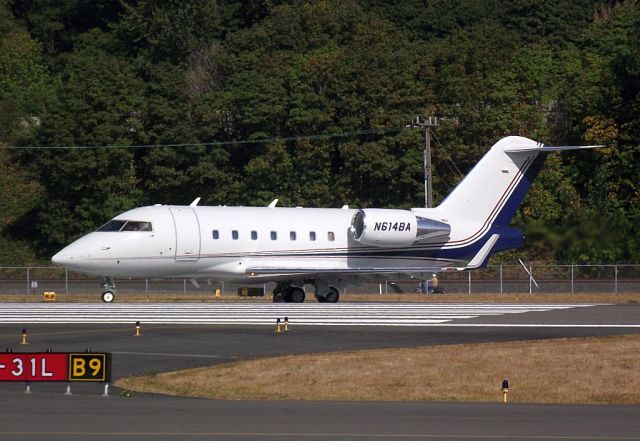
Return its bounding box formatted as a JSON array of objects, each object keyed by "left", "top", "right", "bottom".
[
  {"left": 272, "top": 281, "right": 340, "bottom": 303},
  {"left": 315, "top": 287, "right": 339, "bottom": 303},
  {"left": 101, "top": 276, "right": 116, "bottom": 303},
  {"left": 272, "top": 282, "right": 306, "bottom": 303}
]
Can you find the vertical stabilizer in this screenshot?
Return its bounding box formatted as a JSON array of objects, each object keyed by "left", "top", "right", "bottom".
[{"left": 437, "top": 136, "right": 544, "bottom": 227}]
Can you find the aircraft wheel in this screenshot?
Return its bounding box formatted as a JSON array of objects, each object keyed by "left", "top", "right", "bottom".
[
  {"left": 102, "top": 291, "right": 115, "bottom": 303},
  {"left": 325, "top": 288, "right": 339, "bottom": 303},
  {"left": 316, "top": 295, "right": 327, "bottom": 303},
  {"left": 289, "top": 287, "right": 305, "bottom": 303},
  {"left": 273, "top": 292, "right": 286, "bottom": 303}
]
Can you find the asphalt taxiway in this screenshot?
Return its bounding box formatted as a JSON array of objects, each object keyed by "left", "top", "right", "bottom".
[{"left": 0, "top": 302, "right": 639, "bottom": 440}]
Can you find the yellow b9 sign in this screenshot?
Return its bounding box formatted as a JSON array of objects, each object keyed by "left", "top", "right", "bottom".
[{"left": 68, "top": 353, "right": 110, "bottom": 382}]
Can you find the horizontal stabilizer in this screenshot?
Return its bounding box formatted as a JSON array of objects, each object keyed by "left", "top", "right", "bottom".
[{"left": 503, "top": 144, "right": 605, "bottom": 153}]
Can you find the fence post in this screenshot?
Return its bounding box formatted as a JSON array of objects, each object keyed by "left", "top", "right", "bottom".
[
  {"left": 183, "top": 279, "right": 186, "bottom": 294},
  {"left": 145, "top": 279, "right": 149, "bottom": 295},
  {"left": 529, "top": 264, "right": 533, "bottom": 295},
  {"left": 26, "top": 267, "right": 30, "bottom": 296},
  {"left": 614, "top": 265, "right": 618, "bottom": 293},
  {"left": 468, "top": 271, "right": 471, "bottom": 294},
  {"left": 570, "top": 265, "right": 574, "bottom": 294},
  {"left": 65, "top": 268, "right": 68, "bottom": 294},
  {"left": 499, "top": 264, "right": 503, "bottom": 294}
]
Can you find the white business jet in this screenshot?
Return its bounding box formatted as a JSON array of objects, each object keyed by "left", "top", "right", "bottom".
[{"left": 52, "top": 136, "right": 601, "bottom": 302}]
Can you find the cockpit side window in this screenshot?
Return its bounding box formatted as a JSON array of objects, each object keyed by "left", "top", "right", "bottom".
[
  {"left": 97, "top": 220, "right": 153, "bottom": 232},
  {"left": 122, "top": 221, "right": 153, "bottom": 232},
  {"left": 96, "top": 220, "right": 127, "bottom": 232}
]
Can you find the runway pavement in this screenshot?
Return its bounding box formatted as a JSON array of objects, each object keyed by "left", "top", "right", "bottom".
[
  {"left": 1, "top": 391, "right": 640, "bottom": 441},
  {"left": 0, "top": 302, "right": 639, "bottom": 440},
  {"left": 0, "top": 301, "right": 620, "bottom": 326}
]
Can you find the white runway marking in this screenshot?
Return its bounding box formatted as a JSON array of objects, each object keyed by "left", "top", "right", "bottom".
[{"left": 0, "top": 303, "right": 599, "bottom": 327}]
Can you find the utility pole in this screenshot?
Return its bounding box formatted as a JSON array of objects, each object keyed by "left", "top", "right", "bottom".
[{"left": 408, "top": 116, "right": 439, "bottom": 208}]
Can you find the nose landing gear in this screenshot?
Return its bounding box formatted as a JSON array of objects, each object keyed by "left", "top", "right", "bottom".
[{"left": 101, "top": 277, "right": 116, "bottom": 303}]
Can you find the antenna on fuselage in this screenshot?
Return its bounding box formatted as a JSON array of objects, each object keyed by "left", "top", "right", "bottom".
[
  {"left": 268, "top": 199, "right": 279, "bottom": 208},
  {"left": 189, "top": 197, "right": 201, "bottom": 207}
]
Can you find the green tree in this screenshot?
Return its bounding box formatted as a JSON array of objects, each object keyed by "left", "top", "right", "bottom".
[{"left": 22, "top": 30, "right": 146, "bottom": 250}]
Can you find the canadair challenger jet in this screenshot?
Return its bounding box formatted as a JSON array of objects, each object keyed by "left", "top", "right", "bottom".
[{"left": 52, "top": 136, "right": 601, "bottom": 303}]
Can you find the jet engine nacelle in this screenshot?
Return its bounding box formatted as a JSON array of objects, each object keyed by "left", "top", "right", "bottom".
[{"left": 350, "top": 209, "right": 451, "bottom": 247}]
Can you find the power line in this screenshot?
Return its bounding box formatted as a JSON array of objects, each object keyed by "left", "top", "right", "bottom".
[
  {"left": 431, "top": 130, "right": 464, "bottom": 179},
  {"left": 7, "top": 127, "right": 405, "bottom": 150}
]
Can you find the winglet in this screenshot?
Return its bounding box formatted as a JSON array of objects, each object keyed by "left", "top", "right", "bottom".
[
  {"left": 268, "top": 199, "right": 278, "bottom": 208},
  {"left": 466, "top": 234, "right": 500, "bottom": 269},
  {"left": 442, "top": 234, "right": 500, "bottom": 272},
  {"left": 189, "top": 197, "right": 201, "bottom": 207}
]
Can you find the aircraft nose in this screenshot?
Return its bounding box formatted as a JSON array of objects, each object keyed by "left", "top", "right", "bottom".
[{"left": 52, "top": 249, "right": 73, "bottom": 266}]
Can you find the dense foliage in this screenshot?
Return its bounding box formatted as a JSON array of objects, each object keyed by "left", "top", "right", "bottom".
[{"left": 0, "top": 0, "right": 638, "bottom": 264}]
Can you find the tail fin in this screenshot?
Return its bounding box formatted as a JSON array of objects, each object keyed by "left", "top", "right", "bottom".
[{"left": 437, "top": 136, "right": 603, "bottom": 227}]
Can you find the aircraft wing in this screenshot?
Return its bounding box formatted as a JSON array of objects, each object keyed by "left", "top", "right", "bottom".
[
  {"left": 246, "top": 266, "right": 444, "bottom": 277},
  {"left": 246, "top": 234, "right": 500, "bottom": 278}
]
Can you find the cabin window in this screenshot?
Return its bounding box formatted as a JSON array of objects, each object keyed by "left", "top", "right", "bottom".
[
  {"left": 97, "top": 220, "right": 127, "bottom": 232},
  {"left": 290, "top": 231, "right": 296, "bottom": 241},
  {"left": 122, "top": 221, "right": 153, "bottom": 232},
  {"left": 251, "top": 231, "right": 258, "bottom": 240},
  {"left": 328, "top": 231, "right": 335, "bottom": 241},
  {"left": 271, "top": 231, "right": 277, "bottom": 240},
  {"left": 309, "top": 231, "right": 316, "bottom": 241},
  {"left": 212, "top": 230, "right": 219, "bottom": 239},
  {"left": 232, "top": 230, "right": 239, "bottom": 240}
]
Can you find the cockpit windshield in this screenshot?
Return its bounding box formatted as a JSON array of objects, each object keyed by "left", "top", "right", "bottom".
[
  {"left": 96, "top": 220, "right": 152, "bottom": 232},
  {"left": 97, "top": 220, "right": 127, "bottom": 232}
]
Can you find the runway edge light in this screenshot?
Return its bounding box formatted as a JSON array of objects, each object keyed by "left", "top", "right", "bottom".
[
  {"left": 20, "top": 328, "right": 28, "bottom": 345},
  {"left": 502, "top": 379, "right": 509, "bottom": 403}
]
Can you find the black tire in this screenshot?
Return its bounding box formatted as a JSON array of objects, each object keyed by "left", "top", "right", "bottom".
[
  {"left": 288, "top": 287, "right": 305, "bottom": 303},
  {"left": 273, "top": 292, "right": 286, "bottom": 302},
  {"left": 325, "top": 287, "right": 339, "bottom": 303},
  {"left": 316, "top": 295, "right": 327, "bottom": 303}
]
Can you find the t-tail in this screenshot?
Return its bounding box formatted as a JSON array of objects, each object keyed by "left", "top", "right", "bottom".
[{"left": 434, "top": 136, "right": 604, "bottom": 269}]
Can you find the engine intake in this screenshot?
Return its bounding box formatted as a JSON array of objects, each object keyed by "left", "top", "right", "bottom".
[{"left": 351, "top": 209, "right": 450, "bottom": 247}]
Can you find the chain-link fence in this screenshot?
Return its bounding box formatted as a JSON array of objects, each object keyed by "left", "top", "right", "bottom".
[{"left": 0, "top": 264, "right": 638, "bottom": 297}]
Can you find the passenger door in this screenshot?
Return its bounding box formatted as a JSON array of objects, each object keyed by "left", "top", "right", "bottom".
[{"left": 169, "top": 207, "right": 201, "bottom": 261}]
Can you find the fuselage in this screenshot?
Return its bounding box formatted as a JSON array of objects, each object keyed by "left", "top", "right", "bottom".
[{"left": 51, "top": 204, "right": 518, "bottom": 282}]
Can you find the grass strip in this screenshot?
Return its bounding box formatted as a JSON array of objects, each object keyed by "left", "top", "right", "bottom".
[{"left": 116, "top": 334, "right": 640, "bottom": 404}]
